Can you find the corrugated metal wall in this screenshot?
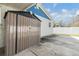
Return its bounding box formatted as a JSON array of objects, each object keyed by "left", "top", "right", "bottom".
[{"left": 5, "top": 12, "right": 40, "bottom": 56}]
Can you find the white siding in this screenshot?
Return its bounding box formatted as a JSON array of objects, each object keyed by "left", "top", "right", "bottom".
[{"left": 35, "top": 15, "right": 53, "bottom": 37}]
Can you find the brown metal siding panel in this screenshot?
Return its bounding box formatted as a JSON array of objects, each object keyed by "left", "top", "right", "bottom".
[
  {"left": 23, "top": 17, "right": 25, "bottom": 50},
  {"left": 24, "top": 17, "right": 29, "bottom": 49},
  {"left": 20, "top": 16, "right": 22, "bottom": 51},
  {"left": 28, "top": 18, "right": 33, "bottom": 47},
  {"left": 35, "top": 19, "right": 40, "bottom": 45},
  {"left": 21, "top": 16, "right": 24, "bottom": 51},
  {"left": 9, "top": 13, "right": 13, "bottom": 55},
  {"left": 22, "top": 16, "right": 24, "bottom": 50},
  {"left": 17, "top": 15, "right": 20, "bottom": 53},
  {"left": 13, "top": 13, "right": 16, "bottom": 55},
  {"left": 5, "top": 12, "right": 10, "bottom": 55},
  {"left": 36, "top": 20, "right": 40, "bottom": 44},
  {"left": 23, "top": 16, "right": 29, "bottom": 49}
]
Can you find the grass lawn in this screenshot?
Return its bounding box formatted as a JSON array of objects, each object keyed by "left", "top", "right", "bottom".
[{"left": 53, "top": 34, "right": 79, "bottom": 37}]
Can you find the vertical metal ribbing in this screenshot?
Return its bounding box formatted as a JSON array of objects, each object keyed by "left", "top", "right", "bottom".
[{"left": 15, "top": 13, "right": 18, "bottom": 54}]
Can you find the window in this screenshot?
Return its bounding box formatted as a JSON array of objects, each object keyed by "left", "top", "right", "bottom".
[{"left": 49, "top": 22, "right": 51, "bottom": 27}]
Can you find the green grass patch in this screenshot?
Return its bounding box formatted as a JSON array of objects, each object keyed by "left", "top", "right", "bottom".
[
  {"left": 53, "top": 34, "right": 79, "bottom": 37},
  {"left": 69, "top": 34, "right": 79, "bottom": 37}
]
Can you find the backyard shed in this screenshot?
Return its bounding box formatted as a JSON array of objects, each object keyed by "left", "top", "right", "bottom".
[{"left": 4, "top": 11, "right": 41, "bottom": 56}]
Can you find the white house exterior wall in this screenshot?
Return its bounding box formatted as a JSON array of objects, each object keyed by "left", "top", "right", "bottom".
[{"left": 35, "top": 15, "right": 53, "bottom": 37}]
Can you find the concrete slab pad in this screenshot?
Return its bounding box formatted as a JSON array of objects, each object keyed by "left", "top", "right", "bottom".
[
  {"left": 15, "top": 49, "right": 35, "bottom": 56},
  {"left": 29, "top": 45, "right": 55, "bottom": 56},
  {"left": 42, "top": 42, "right": 79, "bottom": 56}
]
